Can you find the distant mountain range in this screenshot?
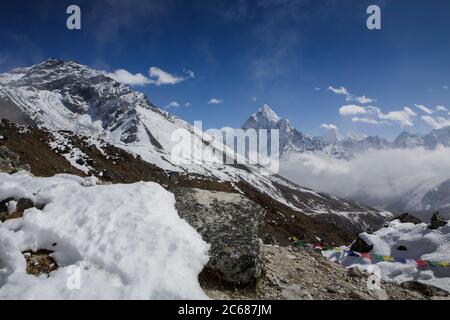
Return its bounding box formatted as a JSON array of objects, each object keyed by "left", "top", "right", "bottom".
[{"left": 240, "top": 104, "right": 450, "bottom": 160}]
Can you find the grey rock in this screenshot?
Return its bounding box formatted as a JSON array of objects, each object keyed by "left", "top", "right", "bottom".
[
  {"left": 0, "top": 197, "right": 15, "bottom": 222},
  {"left": 281, "top": 284, "right": 313, "bottom": 300},
  {"left": 0, "top": 146, "right": 20, "bottom": 173},
  {"left": 350, "top": 236, "right": 373, "bottom": 253},
  {"left": 401, "top": 281, "right": 449, "bottom": 297},
  {"left": 429, "top": 212, "right": 447, "bottom": 230},
  {"left": 16, "top": 198, "right": 35, "bottom": 212},
  {"left": 396, "top": 213, "right": 422, "bottom": 225},
  {"left": 173, "top": 188, "right": 266, "bottom": 286},
  {"left": 348, "top": 267, "right": 364, "bottom": 278}
]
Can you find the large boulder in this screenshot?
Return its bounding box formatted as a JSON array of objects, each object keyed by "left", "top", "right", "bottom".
[
  {"left": 350, "top": 236, "right": 373, "bottom": 253},
  {"left": 429, "top": 212, "right": 447, "bottom": 230},
  {"left": 0, "top": 146, "right": 20, "bottom": 173},
  {"left": 395, "top": 213, "right": 422, "bottom": 225},
  {"left": 173, "top": 188, "right": 266, "bottom": 286},
  {"left": 0, "top": 146, "right": 30, "bottom": 173}
]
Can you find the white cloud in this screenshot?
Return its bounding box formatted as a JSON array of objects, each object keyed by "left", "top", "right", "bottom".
[
  {"left": 105, "top": 69, "right": 151, "bottom": 86},
  {"left": 328, "top": 86, "right": 350, "bottom": 96},
  {"left": 339, "top": 104, "right": 416, "bottom": 127},
  {"left": 105, "top": 67, "right": 194, "bottom": 86},
  {"left": 280, "top": 147, "right": 450, "bottom": 211},
  {"left": 443, "top": 85, "right": 449, "bottom": 90},
  {"left": 320, "top": 124, "right": 337, "bottom": 130},
  {"left": 352, "top": 95, "right": 375, "bottom": 104},
  {"left": 351, "top": 117, "right": 379, "bottom": 125},
  {"left": 436, "top": 105, "right": 448, "bottom": 112},
  {"left": 415, "top": 104, "right": 434, "bottom": 115},
  {"left": 208, "top": 98, "right": 223, "bottom": 105},
  {"left": 148, "top": 67, "right": 194, "bottom": 86},
  {"left": 339, "top": 104, "right": 368, "bottom": 116},
  {"left": 328, "top": 86, "right": 375, "bottom": 104},
  {"left": 184, "top": 102, "right": 192, "bottom": 107},
  {"left": 165, "top": 101, "right": 180, "bottom": 109},
  {"left": 421, "top": 115, "right": 450, "bottom": 129},
  {"left": 252, "top": 97, "right": 257, "bottom": 102},
  {"left": 314, "top": 87, "right": 321, "bottom": 91},
  {"left": 378, "top": 107, "right": 416, "bottom": 127}
]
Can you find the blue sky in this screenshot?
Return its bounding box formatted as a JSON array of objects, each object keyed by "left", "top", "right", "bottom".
[{"left": 0, "top": 0, "right": 449, "bottom": 140}]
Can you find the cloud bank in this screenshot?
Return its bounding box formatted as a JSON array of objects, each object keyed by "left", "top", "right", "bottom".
[{"left": 280, "top": 147, "right": 450, "bottom": 211}]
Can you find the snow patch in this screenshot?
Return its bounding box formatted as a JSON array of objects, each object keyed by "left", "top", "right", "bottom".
[{"left": 0, "top": 172, "right": 209, "bottom": 300}]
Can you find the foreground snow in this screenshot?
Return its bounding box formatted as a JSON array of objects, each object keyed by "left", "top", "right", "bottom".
[
  {"left": 324, "top": 220, "right": 450, "bottom": 293},
  {"left": 0, "top": 172, "right": 209, "bottom": 300}
]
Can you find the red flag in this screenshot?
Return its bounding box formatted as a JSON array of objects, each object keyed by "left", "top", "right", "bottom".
[{"left": 416, "top": 259, "right": 429, "bottom": 267}]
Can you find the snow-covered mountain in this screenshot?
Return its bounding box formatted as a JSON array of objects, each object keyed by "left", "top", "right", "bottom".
[
  {"left": 393, "top": 131, "right": 425, "bottom": 149},
  {"left": 423, "top": 127, "right": 450, "bottom": 149},
  {"left": 341, "top": 135, "right": 391, "bottom": 153},
  {"left": 0, "top": 59, "right": 387, "bottom": 236},
  {"left": 242, "top": 105, "right": 326, "bottom": 154},
  {"left": 242, "top": 105, "right": 349, "bottom": 160},
  {"left": 241, "top": 105, "right": 450, "bottom": 161}
]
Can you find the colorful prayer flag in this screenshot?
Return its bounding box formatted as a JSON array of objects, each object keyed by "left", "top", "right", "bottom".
[{"left": 416, "top": 259, "right": 429, "bottom": 267}]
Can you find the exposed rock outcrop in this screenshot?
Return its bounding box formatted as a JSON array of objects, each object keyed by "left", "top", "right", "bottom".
[
  {"left": 204, "top": 245, "right": 449, "bottom": 300},
  {"left": 350, "top": 236, "right": 373, "bottom": 253},
  {"left": 396, "top": 213, "right": 422, "bottom": 225},
  {"left": 429, "top": 212, "right": 448, "bottom": 230},
  {"left": 173, "top": 188, "right": 266, "bottom": 286}
]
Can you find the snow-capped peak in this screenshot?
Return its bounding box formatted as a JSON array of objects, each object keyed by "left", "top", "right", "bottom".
[
  {"left": 393, "top": 131, "right": 424, "bottom": 149},
  {"left": 243, "top": 104, "right": 282, "bottom": 130},
  {"left": 258, "top": 104, "right": 281, "bottom": 123}
]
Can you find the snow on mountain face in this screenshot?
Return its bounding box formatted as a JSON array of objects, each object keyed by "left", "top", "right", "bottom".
[
  {"left": 0, "top": 59, "right": 385, "bottom": 232},
  {"left": 0, "top": 59, "right": 225, "bottom": 172},
  {"left": 401, "top": 177, "right": 450, "bottom": 213},
  {"left": 393, "top": 132, "right": 425, "bottom": 149},
  {"left": 242, "top": 105, "right": 350, "bottom": 159},
  {"left": 424, "top": 127, "right": 450, "bottom": 149},
  {"left": 0, "top": 58, "right": 156, "bottom": 144},
  {"left": 341, "top": 136, "right": 391, "bottom": 153}
]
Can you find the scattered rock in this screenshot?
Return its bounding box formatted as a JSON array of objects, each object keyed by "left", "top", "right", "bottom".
[
  {"left": 281, "top": 284, "right": 313, "bottom": 300},
  {"left": 262, "top": 234, "right": 276, "bottom": 245},
  {"left": 348, "top": 267, "right": 364, "bottom": 278},
  {"left": 205, "top": 245, "right": 448, "bottom": 300},
  {"left": 397, "top": 245, "right": 408, "bottom": 251},
  {"left": 401, "top": 281, "right": 449, "bottom": 298},
  {"left": 0, "top": 146, "right": 20, "bottom": 173},
  {"left": 16, "top": 198, "right": 35, "bottom": 212},
  {"left": 174, "top": 188, "right": 266, "bottom": 286},
  {"left": 429, "top": 212, "right": 447, "bottom": 230},
  {"left": 23, "top": 250, "right": 58, "bottom": 276},
  {"left": 396, "top": 213, "right": 422, "bottom": 225},
  {"left": 350, "top": 236, "right": 373, "bottom": 253}
]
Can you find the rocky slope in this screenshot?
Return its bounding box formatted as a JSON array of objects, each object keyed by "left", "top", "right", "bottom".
[{"left": 205, "top": 245, "right": 449, "bottom": 300}]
